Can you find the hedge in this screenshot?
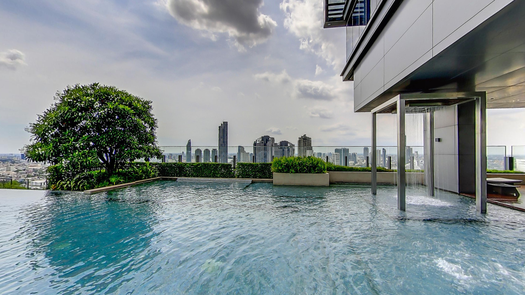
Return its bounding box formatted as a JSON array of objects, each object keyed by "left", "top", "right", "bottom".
[
  {"left": 271, "top": 156, "right": 327, "bottom": 174},
  {"left": 326, "top": 163, "right": 392, "bottom": 172},
  {"left": 153, "top": 163, "right": 235, "bottom": 178},
  {"left": 236, "top": 163, "right": 273, "bottom": 179}
]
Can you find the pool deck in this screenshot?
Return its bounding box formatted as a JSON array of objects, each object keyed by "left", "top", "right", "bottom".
[{"left": 461, "top": 186, "right": 525, "bottom": 212}]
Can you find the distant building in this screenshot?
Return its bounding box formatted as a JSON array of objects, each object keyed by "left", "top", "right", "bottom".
[
  {"left": 203, "top": 149, "right": 211, "bottom": 163},
  {"left": 186, "top": 140, "right": 192, "bottom": 163},
  {"left": 382, "top": 148, "right": 387, "bottom": 167},
  {"left": 211, "top": 149, "right": 218, "bottom": 162},
  {"left": 298, "top": 134, "right": 312, "bottom": 157},
  {"left": 350, "top": 153, "right": 357, "bottom": 164},
  {"left": 218, "top": 122, "right": 228, "bottom": 163},
  {"left": 195, "top": 149, "right": 202, "bottom": 163},
  {"left": 274, "top": 141, "right": 295, "bottom": 159},
  {"left": 405, "top": 146, "right": 413, "bottom": 164},
  {"left": 363, "top": 147, "right": 369, "bottom": 158},
  {"left": 335, "top": 148, "right": 350, "bottom": 166},
  {"left": 253, "top": 135, "right": 275, "bottom": 163},
  {"left": 237, "top": 146, "right": 250, "bottom": 163}
]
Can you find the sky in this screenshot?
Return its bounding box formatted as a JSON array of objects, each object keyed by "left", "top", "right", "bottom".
[{"left": 1, "top": 0, "right": 524, "bottom": 153}]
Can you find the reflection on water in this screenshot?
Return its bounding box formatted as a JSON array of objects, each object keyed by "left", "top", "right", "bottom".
[{"left": 0, "top": 181, "right": 525, "bottom": 294}]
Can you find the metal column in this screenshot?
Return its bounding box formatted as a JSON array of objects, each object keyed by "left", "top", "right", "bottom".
[
  {"left": 424, "top": 110, "right": 435, "bottom": 196},
  {"left": 371, "top": 112, "right": 377, "bottom": 195},
  {"left": 476, "top": 93, "right": 487, "bottom": 214},
  {"left": 397, "top": 98, "right": 406, "bottom": 211}
]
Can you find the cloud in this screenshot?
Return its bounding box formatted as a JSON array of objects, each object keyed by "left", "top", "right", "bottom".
[
  {"left": 308, "top": 106, "right": 333, "bottom": 119},
  {"left": 266, "top": 127, "right": 282, "bottom": 135},
  {"left": 320, "top": 123, "right": 350, "bottom": 132},
  {"left": 294, "top": 79, "right": 336, "bottom": 100},
  {"left": 315, "top": 64, "right": 323, "bottom": 76},
  {"left": 212, "top": 86, "right": 222, "bottom": 92},
  {"left": 0, "top": 49, "right": 26, "bottom": 70},
  {"left": 166, "top": 0, "right": 277, "bottom": 51},
  {"left": 254, "top": 70, "right": 337, "bottom": 100},
  {"left": 254, "top": 70, "right": 291, "bottom": 84},
  {"left": 280, "top": 0, "right": 344, "bottom": 69}
]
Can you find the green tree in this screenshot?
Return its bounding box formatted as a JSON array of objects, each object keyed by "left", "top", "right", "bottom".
[{"left": 25, "top": 83, "right": 162, "bottom": 176}]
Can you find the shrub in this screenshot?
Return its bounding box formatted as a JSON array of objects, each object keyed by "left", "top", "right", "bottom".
[
  {"left": 326, "top": 163, "right": 392, "bottom": 172},
  {"left": 154, "top": 163, "right": 234, "bottom": 178},
  {"left": 487, "top": 169, "right": 524, "bottom": 174},
  {"left": 0, "top": 180, "right": 27, "bottom": 189},
  {"left": 271, "top": 156, "right": 327, "bottom": 174},
  {"left": 236, "top": 163, "right": 273, "bottom": 178}
]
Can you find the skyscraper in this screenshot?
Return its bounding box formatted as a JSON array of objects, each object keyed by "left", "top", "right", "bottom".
[
  {"left": 204, "top": 149, "right": 211, "bottom": 163},
  {"left": 195, "top": 149, "right": 202, "bottom": 163},
  {"left": 211, "top": 149, "right": 217, "bottom": 162},
  {"left": 186, "top": 140, "right": 192, "bottom": 163},
  {"left": 335, "top": 148, "right": 350, "bottom": 166},
  {"left": 218, "top": 122, "right": 228, "bottom": 163},
  {"left": 274, "top": 141, "right": 295, "bottom": 159},
  {"left": 253, "top": 135, "right": 275, "bottom": 163},
  {"left": 363, "top": 147, "right": 369, "bottom": 158},
  {"left": 382, "top": 148, "right": 387, "bottom": 167},
  {"left": 298, "top": 134, "right": 312, "bottom": 157},
  {"left": 238, "top": 146, "right": 250, "bottom": 163}
]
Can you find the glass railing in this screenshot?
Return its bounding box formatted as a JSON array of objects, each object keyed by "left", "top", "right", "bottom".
[
  {"left": 512, "top": 145, "right": 525, "bottom": 172},
  {"left": 157, "top": 145, "right": 425, "bottom": 170},
  {"left": 0, "top": 145, "right": 511, "bottom": 188},
  {"left": 487, "top": 145, "right": 506, "bottom": 171},
  {"left": 157, "top": 145, "right": 509, "bottom": 171}
]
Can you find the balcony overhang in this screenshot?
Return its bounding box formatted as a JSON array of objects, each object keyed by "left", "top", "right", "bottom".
[
  {"left": 323, "top": 0, "right": 347, "bottom": 28},
  {"left": 347, "top": 0, "right": 525, "bottom": 111}
]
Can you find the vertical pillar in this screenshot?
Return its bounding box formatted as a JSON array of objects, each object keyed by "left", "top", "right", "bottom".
[
  {"left": 371, "top": 112, "right": 377, "bottom": 195},
  {"left": 476, "top": 93, "right": 487, "bottom": 214},
  {"left": 424, "top": 110, "right": 435, "bottom": 196},
  {"left": 397, "top": 98, "right": 406, "bottom": 211}
]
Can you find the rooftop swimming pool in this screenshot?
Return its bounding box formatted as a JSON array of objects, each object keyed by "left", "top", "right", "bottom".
[{"left": 1, "top": 181, "right": 524, "bottom": 294}]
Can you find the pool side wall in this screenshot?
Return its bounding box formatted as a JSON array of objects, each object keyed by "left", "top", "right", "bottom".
[
  {"left": 328, "top": 171, "right": 425, "bottom": 185},
  {"left": 273, "top": 173, "right": 330, "bottom": 186}
]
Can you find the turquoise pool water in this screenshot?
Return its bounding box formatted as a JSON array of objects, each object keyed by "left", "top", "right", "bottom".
[{"left": 1, "top": 181, "right": 524, "bottom": 294}]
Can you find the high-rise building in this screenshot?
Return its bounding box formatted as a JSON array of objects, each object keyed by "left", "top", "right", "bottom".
[
  {"left": 363, "top": 147, "right": 369, "bottom": 158},
  {"left": 382, "top": 148, "right": 387, "bottom": 167},
  {"left": 195, "top": 149, "right": 202, "bottom": 163},
  {"left": 211, "top": 149, "right": 218, "bottom": 162},
  {"left": 204, "top": 149, "right": 211, "bottom": 163},
  {"left": 186, "top": 140, "right": 192, "bottom": 163},
  {"left": 253, "top": 135, "right": 275, "bottom": 163},
  {"left": 274, "top": 141, "right": 295, "bottom": 159},
  {"left": 218, "top": 122, "right": 228, "bottom": 163},
  {"left": 298, "top": 134, "right": 312, "bottom": 157},
  {"left": 350, "top": 153, "right": 358, "bottom": 165},
  {"left": 335, "top": 148, "right": 350, "bottom": 166},
  {"left": 237, "top": 146, "right": 250, "bottom": 163}
]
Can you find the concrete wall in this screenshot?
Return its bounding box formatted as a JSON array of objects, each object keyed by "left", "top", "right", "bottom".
[
  {"left": 353, "top": 0, "right": 513, "bottom": 111},
  {"left": 328, "top": 171, "right": 425, "bottom": 185}
]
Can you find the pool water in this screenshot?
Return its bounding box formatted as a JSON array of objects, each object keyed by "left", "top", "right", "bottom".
[{"left": 1, "top": 181, "right": 524, "bottom": 294}]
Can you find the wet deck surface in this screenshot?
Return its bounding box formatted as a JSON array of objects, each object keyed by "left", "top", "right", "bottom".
[{"left": 462, "top": 186, "right": 525, "bottom": 212}]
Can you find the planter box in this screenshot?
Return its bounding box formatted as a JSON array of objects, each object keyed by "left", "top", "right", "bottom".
[
  {"left": 328, "top": 171, "right": 425, "bottom": 185},
  {"left": 273, "top": 172, "right": 329, "bottom": 187}
]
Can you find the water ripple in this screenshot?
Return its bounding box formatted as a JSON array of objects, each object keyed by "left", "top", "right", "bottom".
[{"left": 1, "top": 181, "right": 525, "bottom": 294}]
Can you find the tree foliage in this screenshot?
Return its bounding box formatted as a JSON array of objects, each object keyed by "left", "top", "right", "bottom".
[{"left": 25, "top": 83, "right": 162, "bottom": 176}]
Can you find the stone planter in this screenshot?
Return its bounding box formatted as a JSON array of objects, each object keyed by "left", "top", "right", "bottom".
[
  {"left": 273, "top": 172, "right": 330, "bottom": 187},
  {"left": 328, "top": 171, "right": 425, "bottom": 185}
]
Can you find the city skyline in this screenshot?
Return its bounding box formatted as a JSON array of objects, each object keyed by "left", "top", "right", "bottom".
[{"left": 0, "top": 1, "right": 524, "bottom": 153}]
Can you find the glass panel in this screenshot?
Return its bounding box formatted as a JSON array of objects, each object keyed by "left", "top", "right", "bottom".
[
  {"left": 512, "top": 145, "right": 525, "bottom": 172},
  {"left": 487, "top": 146, "right": 506, "bottom": 171}
]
